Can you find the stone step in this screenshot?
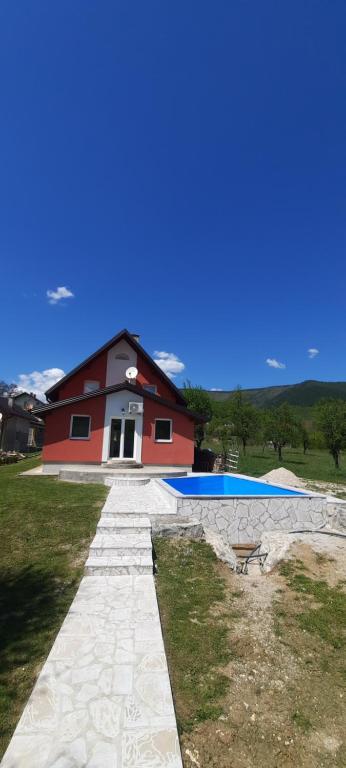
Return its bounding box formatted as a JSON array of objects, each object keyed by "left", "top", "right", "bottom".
[
  {"left": 97, "top": 516, "right": 151, "bottom": 534},
  {"left": 100, "top": 510, "right": 154, "bottom": 519},
  {"left": 85, "top": 555, "right": 153, "bottom": 575},
  {"left": 105, "top": 461, "right": 143, "bottom": 469},
  {"left": 90, "top": 533, "right": 152, "bottom": 558}
]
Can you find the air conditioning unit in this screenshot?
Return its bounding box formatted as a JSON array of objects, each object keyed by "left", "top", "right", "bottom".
[{"left": 128, "top": 401, "right": 144, "bottom": 415}]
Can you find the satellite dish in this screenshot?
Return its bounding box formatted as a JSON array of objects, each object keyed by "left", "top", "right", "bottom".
[{"left": 126, "top": 366, "right": 138, "bottom": 381}]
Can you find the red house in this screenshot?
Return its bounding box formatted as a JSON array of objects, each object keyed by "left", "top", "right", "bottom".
[{"left": 36, "top": 329, "right": 202, "bottom": 472}]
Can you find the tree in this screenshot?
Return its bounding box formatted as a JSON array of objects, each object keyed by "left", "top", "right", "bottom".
[
  {"left": 183, "top": 382, "right": 213, "bottom": 448},
  {"left": 229, "top": 388, "right": 260, "bottom": 453},
  {"left": 266, "top": 404, "right": 297, "bottom": 461},
  {"left": 0, "top": 380, "right": 17, "bottom": 396},
  {"left": 299, "top": 424, "right": 310, "bottom": 454},
  {"left": 316, "top": 399, "right": 346, "bottom": 469}
]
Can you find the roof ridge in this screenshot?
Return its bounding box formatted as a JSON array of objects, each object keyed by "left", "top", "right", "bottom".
[{"left": 45, "top": 329, "right": 186, "bottom": 406}]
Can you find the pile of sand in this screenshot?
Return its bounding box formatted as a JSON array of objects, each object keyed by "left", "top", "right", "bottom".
[{"left": 259, "top": 467, "right": 304, "bottom": 488}]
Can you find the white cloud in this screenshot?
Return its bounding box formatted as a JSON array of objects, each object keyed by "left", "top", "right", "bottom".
[
  {"left": 47, "top": 286, "right": 74, "bottom": 305},
  {"left": 308, "top": 348, "right": 319, "bottom": 359},
  {"left": 14, "top": 368, "right": 65, "bottom": 401},
  {"left": 210, "top": 388, "right": 223, "bottom": 391},
  {"left": 266, "top": 358, "right": 286, "bottom": 369},
  {"left": 153, "top": 351, "right": 185, "bottom": 379}
]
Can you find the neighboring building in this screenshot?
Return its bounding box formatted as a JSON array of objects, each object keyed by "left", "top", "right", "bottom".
[
  {"left": 0, "top": 396, "right": 44, "bottom": 452},
  {"left": 35, "top": 329, "right": 203, "bottom": 471},
  {"left": 12, "top": 391, "right": 45, "bottom": 412}
]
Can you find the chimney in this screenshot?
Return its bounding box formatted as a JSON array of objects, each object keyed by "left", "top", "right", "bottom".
[{"left": 131, "top": 333, "right": 140, "bottom": 343}]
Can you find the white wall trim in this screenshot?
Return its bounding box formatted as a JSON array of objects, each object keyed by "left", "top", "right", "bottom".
[
  {"left": 102, "top": 391, "right": 143, "bottom": 462},
  {"left": 154, "top": 418, "right": 173, "bottom": 443},
  {"left": 106, "top": 340, "right": 137, "bottom": 387}
]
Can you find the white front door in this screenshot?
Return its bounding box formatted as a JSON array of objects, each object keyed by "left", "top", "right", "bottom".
[{"left": 109, "top": 418, "right": 136, "bottom": 459}]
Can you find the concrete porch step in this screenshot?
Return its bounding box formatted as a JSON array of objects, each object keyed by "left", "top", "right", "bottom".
[
  {"left": 97, "top": 516, "right": 151, "bottom": 534},
  {"left": 104, "top": 461, "right": 143, "bottom": 469},
  {"left": 90, "top": 533, "right": 152, "bottom": 558},
  {"left": 85, "top": 555, "right": 153, "bottom": 575}
]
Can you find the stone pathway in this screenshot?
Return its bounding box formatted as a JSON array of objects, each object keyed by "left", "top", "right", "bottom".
[{"left": 1, "top": 482, "right": 183, "bottom": 768}]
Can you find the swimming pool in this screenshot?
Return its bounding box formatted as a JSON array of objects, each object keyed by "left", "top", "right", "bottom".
[
  {"left": 163, "top": 474, "right": 305, "bottom": 497},
  {"left": 157, "top": 473, "right": 326, "bottom": 544}
]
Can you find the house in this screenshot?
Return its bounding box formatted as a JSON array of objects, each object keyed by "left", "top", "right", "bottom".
[
  {"left": 0, "top": 396, "right": 44, "bottom": 452},
  {"left": 35, "top": 329, "right": 203, "bottom": 472},
  {"left": 12, "top": 391, "right": 45, "bottom": 412}
]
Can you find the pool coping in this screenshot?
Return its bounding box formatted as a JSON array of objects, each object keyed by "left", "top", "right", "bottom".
[{"left": 157, "top": 472, "right": 327, "bottom": 501}]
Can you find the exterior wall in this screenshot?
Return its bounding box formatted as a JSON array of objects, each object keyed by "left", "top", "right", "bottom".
[
  {"left": 2, "top": 417, "right": 35, "bottom": 452},
  {"left": 142, "top": 399, "right": 194, "bottom": 466},
  {"left": 106, "top": 340, "right": 137, "bottom": 387},
  {"left": 136, "top": 356, "right": 177, "bottom": 402},
  {"left": 14, "top": 393, "right": 43, "bottom": 410},
  {"left": 49, "top": 336, "right": 183, "bottom": 406},
  {"left": 57, "top": 352, "right": 108, "bottom": 401},
  {"left": 101, "top": 390, "right": 143, "bottom": 463},
  {"left": 42, "top": 396, "right": 106, "bottom": 464},
  {"left": 162, "top": 492, "right": 327, "bottom": 544}
]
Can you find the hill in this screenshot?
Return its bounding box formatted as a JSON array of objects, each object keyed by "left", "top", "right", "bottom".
[{"left": 204, "top": 380, "right": 346, "bottom": 409}]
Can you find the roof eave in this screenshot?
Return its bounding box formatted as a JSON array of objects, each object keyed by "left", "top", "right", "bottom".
[{"left": 34, "top": 383, "right": 203, "bottom": 422}]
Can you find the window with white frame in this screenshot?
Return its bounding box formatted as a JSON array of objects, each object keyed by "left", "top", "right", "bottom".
[
  {"left": 154, "top": 418, "right": 172, "bottom": 442},
  {"left": 27, "top": 427, "right": 36, "bottom": 447},
  {"left": 70, "top": 415, "right": 91, "bottom": 439},
  {"left": 84, "top": 380, "right": 100, "bottom": 394},
  {"left": 143, "top": 384, "right": 157, "bottom": 394}
]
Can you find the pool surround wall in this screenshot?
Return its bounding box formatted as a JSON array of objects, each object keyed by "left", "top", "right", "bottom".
[{"left": 157, "top": 473, "right": 327, "bottom": 544}]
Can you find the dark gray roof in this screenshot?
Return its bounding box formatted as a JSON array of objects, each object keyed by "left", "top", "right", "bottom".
[
  {"left": 34, "top": 383, "right": 205, "bottom": 423},
  {"left": 45, "top": 328, "right": 187, "bottom": 406},
  {"left": 0, "top": 397, "right": 43, "bottom": 424}
]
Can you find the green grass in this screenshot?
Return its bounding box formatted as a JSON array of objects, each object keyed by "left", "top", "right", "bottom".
[
  {"left": 279, "top": 560, "right": 346, "bottom": 649},
  {"left": 205, "top": 443, "right": 346, "bottom": 484},
  {"left": 291, "top": 709, "right": 312, "bottom": 733},
  {"left": 0, "top": 457, "right": 107, "bottom": 758},
  {"left": 154, "top": 538, "right": 234, "bottom": 732}
]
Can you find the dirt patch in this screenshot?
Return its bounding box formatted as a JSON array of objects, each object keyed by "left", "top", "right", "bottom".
[{"left": 181, "top": 543, "right": 346, "bottom": 768}]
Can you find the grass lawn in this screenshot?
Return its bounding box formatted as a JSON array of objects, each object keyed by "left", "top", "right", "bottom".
[
  {"left": 0, "top": 456, "right": 107, "bottom": 758},
  {"left": 206, "top": 442, "right": 346, "bottom": 485},
  {"left": 155, "top": 538, "right": 346, "bottom": 768}
]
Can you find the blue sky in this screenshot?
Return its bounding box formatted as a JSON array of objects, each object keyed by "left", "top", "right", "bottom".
[{"left": 1, "top": 1, "right": 346, "bottom": 398}]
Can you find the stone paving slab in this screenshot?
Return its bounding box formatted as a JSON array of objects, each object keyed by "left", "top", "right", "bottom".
[
  {"left": 97, "top": 517, "right": 151, "bottom": 531},
  {"left": 101, "top": 484, "right": 175, "bottom": 517},
  {"left": 85, "top": 556, "right": 154, "bottom": 575},
  {"left": 90, "top": 533, "right": 152, "bottom": 550},
  {"left": 1, "top": 575, "right": 182, "bottom": 768}
]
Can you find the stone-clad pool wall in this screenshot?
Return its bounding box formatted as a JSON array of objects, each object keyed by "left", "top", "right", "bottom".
[{"left": 157, "top": 482, "right": 327, "bottom": 544}]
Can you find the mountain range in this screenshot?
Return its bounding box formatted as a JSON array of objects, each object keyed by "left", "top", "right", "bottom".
[{"left": 204, "top": 380, "right": 346, "bottom": 409}]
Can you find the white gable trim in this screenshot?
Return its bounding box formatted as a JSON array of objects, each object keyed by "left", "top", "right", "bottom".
[{"left": 106, "top": 339, "right": 137, "bottom": 387}]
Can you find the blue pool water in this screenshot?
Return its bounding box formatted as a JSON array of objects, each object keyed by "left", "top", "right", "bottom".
[{"left": 163, "top": 474, "right": 305, "bottom": 497}]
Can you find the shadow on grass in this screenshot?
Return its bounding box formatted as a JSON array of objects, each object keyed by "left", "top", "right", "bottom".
[
  {"left": 0, "top": 565, "right": 74, "bottom": 668},
  {"left": 0, "top": 565, "right": 75, "bottom": 745}
]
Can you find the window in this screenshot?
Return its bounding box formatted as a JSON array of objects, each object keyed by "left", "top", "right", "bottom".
[
  {"left": 115, "top": 353, "right": 129, "bottom": 360},
  {"left": 70, "top": 415, "right": 91, "bottom": 439},
  {"left": 143, "top": 384, "right": 157, "bottom": 394},
  {"left": 154, "top": 419, "right": 172, "bottom": 442},
  {"left": 27, "top": 427, "right": 36, "bottom": 447},
  {"left": 84, "top": 380, "right": 100, "bottom": 394}
]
